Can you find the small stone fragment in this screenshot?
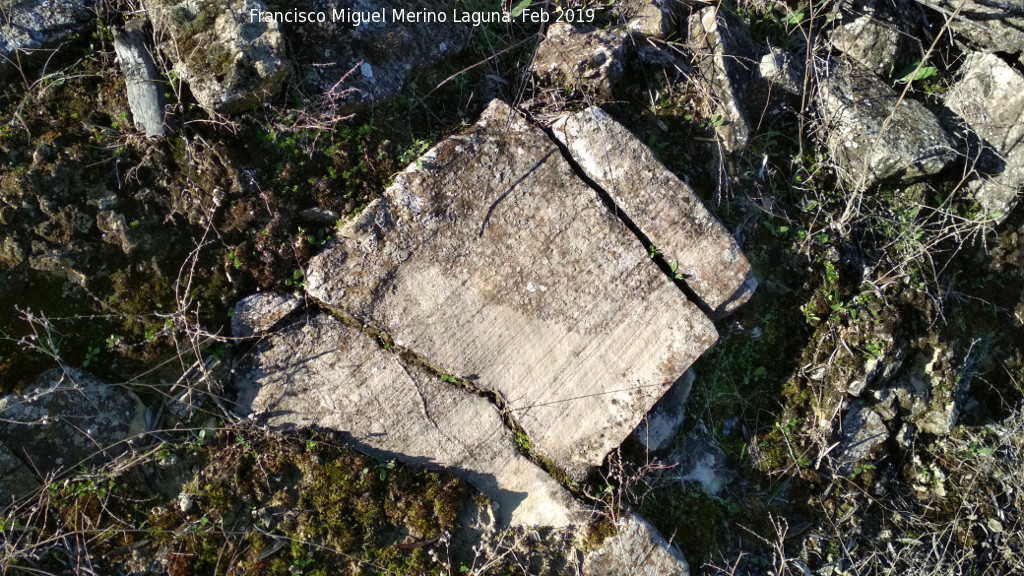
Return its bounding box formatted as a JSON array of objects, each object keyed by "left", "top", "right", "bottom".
[
  {"left": 112, "top": 20, "right": 168, "bottom": 137},
  {"left": 231, "top": 292, "right": 301, "bottom": 338}
]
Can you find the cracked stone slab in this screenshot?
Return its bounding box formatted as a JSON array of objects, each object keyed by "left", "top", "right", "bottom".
[
  {"left": 234, "top": 311, "right": 583, "bottom": 528},
  {"left": 306, "top": 99, "right": 719, "bottom": 479},
  {"left": 551, "top": 107, "right": 755, "bottom": 313}
]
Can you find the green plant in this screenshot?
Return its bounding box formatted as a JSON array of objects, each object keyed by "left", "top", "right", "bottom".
[{"left": 82, "top": 345, "right": 100, "bottom": 367}]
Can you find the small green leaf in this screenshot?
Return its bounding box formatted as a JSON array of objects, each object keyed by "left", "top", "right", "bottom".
[
  {"left": 782, "top": 9, "right": 804, "bottom": 27},
  {"left": 895, "top": 63, "right": 938, "bottom": 84},
  {"left": 511, "top": 0, "right": 531, "bottom": 17}
]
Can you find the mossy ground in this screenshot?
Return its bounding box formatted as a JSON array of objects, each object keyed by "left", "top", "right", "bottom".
[{"left": 3, "top": 426, "right": 471, "bottom": 575}]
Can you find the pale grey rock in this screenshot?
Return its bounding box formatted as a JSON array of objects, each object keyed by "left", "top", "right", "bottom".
[
  {"left": 143, "top": 0, "right": 289, "bottom": 115},
  {"left": 834, "top": 401, "right": 889, "bottom": 474},
  {"left": 895, "top": 423, "right": 916, "bottom": 449},
  {"left": 687, "top": 6, "right": 756, "bottom": 153},
  {"left": 550, "top": 107, "right": 754, "bottom": 313},
  {"left": 231, "top": 292, "right": 301, "bottom": 338},
  {"left": 298, "top": 207, "right": 339, "bottom": 224},
  {"left": 633, "top": 371, "right": 694, "bottom": 451},
  {"left": 300, "top": 0, "right": 471, "bottom": 112},
  {"left": 668, "top": 421, "right": 730, "bottom": 494},
  {"left": 0, "top": 368, "right": 139, "bottom": 479},
  {"left": 234, "top": 311, "right": 585, "bottom": 528},
  {"left": 757, "top": 48, "right": 804, "bottom": 96},
  {"left": 945, "top": 52, "right": 1024, "bottom": 219},
  {"left": 828, "top": 8, "right": 902, "bottom": 74},
  {"left": 618, "top": 0, "right": 683, "bottom": 39},
  {"left": 0, "top": 0, "right": 96, "bottom": 76},
  {"left": 28, "top": 249, "right": 86, "bottom": 285},
  {"left": 306, "top": 100, "right": 720, "bottom": 479},
  {"left": 533, "top": 22, "right": 629, "bottom": 97},
  {"left": 902, "top": 343, "right": 967, "bottom": 436},
  {"left": 583, "top": 513, "right": 689, "bottom": 575},
  {"left": 923, "top": 0, "right": 1024, "bottom": 56},
  {"left": 112, "top": 20, "right": 168, "bottom": 137},
  {"left": 816, "top": 60, "right": 957, "bottom": 189},
  {"left": 97, "top": 211, "right": 137, "bottom": 254}
]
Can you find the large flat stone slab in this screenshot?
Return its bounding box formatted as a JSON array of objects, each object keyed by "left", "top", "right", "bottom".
[
  {"left": 306, "top": 100, "right": 719, "bottom": 478},
  {"left": 551, "top": 107, "right": 754, "bottom": 312},
  {"left": 234, "top": 311, "right": 583, "bottom": 528}
]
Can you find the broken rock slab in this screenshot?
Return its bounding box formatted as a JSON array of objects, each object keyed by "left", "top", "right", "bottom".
[
  {"left": 143, "top": 0, "right": 289, "bottom": 115},
  {"left": 0, "top": 368, "right": 141, "bottom": 483},
  {"left": 234, "top": 311, "right": 584, "bottom": 528},
  {"left": 0, "top": 0, "right": 96, "bottom": 78},
  {"left": 551, "top": 107, "right": 755, "bottom": 313},
  {"left": 944, "top": 52, "right": 1024, "bottom": 220},
  {"left": 112, "top": 19, "right": 168, "bottom": 137},
  {"left": 305, "top": 99, "right": 725, "bottom": 480},
  {"left": 533, "top": 22, "right": 629, "bottom": 98},
  {"left": 816, "top": 59, "right": 957, "bottom": 189}
]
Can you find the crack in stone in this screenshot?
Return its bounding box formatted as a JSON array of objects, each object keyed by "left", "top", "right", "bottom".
[
  {"left": 513, "top": 104, "right": 719, "bottom": 318},
  {"left": 311, "top": 297, "right": 580, "bottom": 495}
]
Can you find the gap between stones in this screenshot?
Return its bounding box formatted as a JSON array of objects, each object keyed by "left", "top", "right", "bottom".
[
  {"left": 309, "top": 297, "right": 585, "bottom": 498},
  {"left": 515, "top": 104, "right": 718, "bottom": 319}
]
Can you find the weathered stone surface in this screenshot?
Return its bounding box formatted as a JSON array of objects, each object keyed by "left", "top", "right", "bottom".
[
  {"left": 234, "top": 311, "right": 584, "bottom": 528},
  {"left": 306, "top": 100, "right": 720, "bottom": 478},
  {"left": 112, "top": 19, "right": 168, "bottom": 137},
  {"left": 0, "top": 442, "right": 39, "bottom": 505},
  {"left": 633, "top": 370, "right": 694, "bottom": 451},
  {"left": 583, "top": 513, "right": 689, "bottom": 575},
  {"left": 144, "top": 0, "right": 289, "bottom": 115},
  {"left": 618, "top": 0, "right": 683, "bottom": 39},
  {"left": 833, "top": 400, "right": 889, "bottom": 474},
  {"left": 297, "top": 0, "right": 470, "bottom": 113},
  {"left": 551, "top": 107, "right": 754, "bottom": 312},
  {"left": 924, "top": 0, "right": 1024, "bottom": 56},
  {"left": 945, "top": 52, "right": 1024, "bottom": 219},
  {"left": 533, "top": 22, "right": 629, "bottom": 97},
  {"left": 0, "top": 368, "right": 139, "bottom": 477},
  {"left": 0, "top": 0, "right": 96, "bottom": 76},
  {"left": 687, "top": 6, "right": 756, "bottom": 153},
  {"left": 97, "top": 211, "right": 138, "bottom": 255},
  {"left": 816, "top": 60, "right": 957, "bottom": 189},
  {"left": 231, "top": 291, "right": 301, "bottom": 338},
  {"left": 828, "top": 5, "right": 902, "bottom": 74}
]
